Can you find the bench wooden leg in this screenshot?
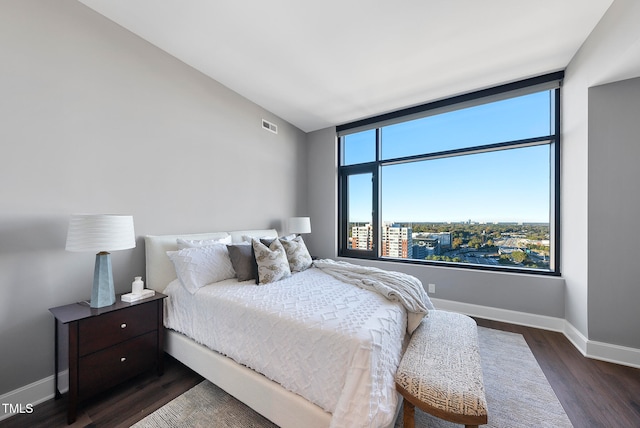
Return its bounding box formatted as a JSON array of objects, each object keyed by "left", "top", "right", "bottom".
[{"left": 403, "top": 400, "right": 415, "bottom": 428}]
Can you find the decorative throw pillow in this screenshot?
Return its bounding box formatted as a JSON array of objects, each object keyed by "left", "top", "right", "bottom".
[
  {"left": 280, "top": 235, "right": 312, "bottom": 272},
  {"left": 167, "top": 243, "right": 236, "bottom": 294},
  {"left": 252, "top": 238, "right": 291, "bottom": 284},
  {"left": 177, "top": 235, "right": 232, "bottom": 250},
  {"left": 226, "top": 243, "right": 258, "bottom": 282}
]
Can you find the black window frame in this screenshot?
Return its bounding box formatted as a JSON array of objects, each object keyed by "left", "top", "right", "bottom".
[{"left": 337, "top": 72, "right": 563, "bottom": 276}]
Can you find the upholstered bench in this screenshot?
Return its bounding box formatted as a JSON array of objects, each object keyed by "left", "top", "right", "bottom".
[{"left": 395, "top": 310, "right": 488, "bottom": 428}]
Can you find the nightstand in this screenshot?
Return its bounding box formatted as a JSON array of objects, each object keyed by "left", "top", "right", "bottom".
[{"left": 49, "top": 292, "right": 166, "bottom": 424}]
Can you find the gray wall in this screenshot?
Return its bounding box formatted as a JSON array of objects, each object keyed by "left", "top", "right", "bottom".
[
  {"left": 588, "top": 77, "right": 640, "bottom": 347},
  {"left": 0, "top": 0, "right": 307, "bottom": 395},
  {"left": 562, "top": 0, "right": 640, "bottom": 349}
]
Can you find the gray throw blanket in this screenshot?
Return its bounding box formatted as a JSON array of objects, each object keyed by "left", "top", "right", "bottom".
[{"left": 313, "top": 259, "right": 434, "bottom": 334}]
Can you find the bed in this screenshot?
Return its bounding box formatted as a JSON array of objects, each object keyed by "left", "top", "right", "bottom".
[{"left": 145, "top": 229, "right": 428, "bottom": 428}]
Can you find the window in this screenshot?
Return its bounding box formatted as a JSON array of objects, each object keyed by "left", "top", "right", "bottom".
[{"left": 338, "top": 72, "right": 562, "bottom": 275}]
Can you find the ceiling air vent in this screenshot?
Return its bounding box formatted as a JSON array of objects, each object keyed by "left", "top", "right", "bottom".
[{"left": 262, "top": 119, "right": 278, "bottom": 134}]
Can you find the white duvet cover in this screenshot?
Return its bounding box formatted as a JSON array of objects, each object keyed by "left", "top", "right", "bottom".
[{"left": 163, "top": 267, "right": 407, "bottom": 428}]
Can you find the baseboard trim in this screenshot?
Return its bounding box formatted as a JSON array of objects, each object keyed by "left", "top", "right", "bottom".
[
  {"left": 431, "top": 298, "right": 640, "bottom": 369},
  {"left": 431, "top": 298, "right": 566, "bottom": 332},
  {"left": 562, "top": 319, "right": 589, "bottom": 356},
  {"left": 586, "top": 339, "right": 640, "bottom": 369},
  {"left": 0, "top": 371, "right": 68, "bottom": 422}
]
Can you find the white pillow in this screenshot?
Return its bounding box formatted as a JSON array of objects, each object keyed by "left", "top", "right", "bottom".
[
  {"left": 177, "top": 235, "right": 232, "bottom": 249},
  {"left": 252, "top": 238, "right": 291, "bottom": 284},
  {"left": 242, "top": 234, "right": 273, "bottom": 243},
  {"left": 167, "top": 243, "right": 236, "bottom": 294}
]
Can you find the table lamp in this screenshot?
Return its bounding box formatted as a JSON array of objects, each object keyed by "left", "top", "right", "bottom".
[
  {"left": 65, "top": 214, "right": 136, "bottom": 308},
  {"left": 288, "top": 217, "right": 311, "bottom": 235}
]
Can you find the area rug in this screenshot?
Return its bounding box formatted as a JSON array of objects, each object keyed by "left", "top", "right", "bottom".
[{"left": 132, "top": 327, "right": 573, "bottom": 427}]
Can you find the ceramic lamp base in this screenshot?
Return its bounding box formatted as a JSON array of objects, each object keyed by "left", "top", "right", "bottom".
[{"left": 91, "top": 252, "right": 116, "bottom": 308}]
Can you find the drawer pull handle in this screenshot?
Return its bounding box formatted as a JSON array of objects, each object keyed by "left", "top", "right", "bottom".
[
  {"left": 121, "top": 357, "right": 126, "bottom": 362},
  {"left": 121, "top": 323, "right": 127, "bottom": 329}
]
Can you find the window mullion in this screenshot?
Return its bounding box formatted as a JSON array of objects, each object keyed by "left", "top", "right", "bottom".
[{"left": 373, "top": 129, "right": 381, "bottom": 256}]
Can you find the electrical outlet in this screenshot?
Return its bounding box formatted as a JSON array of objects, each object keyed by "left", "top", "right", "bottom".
[{"left": 428, "top": 283, "right": 435, "bottom": 294}]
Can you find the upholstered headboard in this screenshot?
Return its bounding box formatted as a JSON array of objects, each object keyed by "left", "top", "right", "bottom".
[{"left": 144, "top": 229, "right": 278, "bottom": 292}]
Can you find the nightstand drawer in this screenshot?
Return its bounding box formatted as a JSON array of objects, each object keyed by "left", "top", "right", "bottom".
[
  {"left": 79, "top": 302, "right": 157, "bottom": 356},
  {"left": 50, "top": 292, "right": 166, "bottom": 424},
  {"left": 78, "top": 331, "right": 157, "bottom": 398}
]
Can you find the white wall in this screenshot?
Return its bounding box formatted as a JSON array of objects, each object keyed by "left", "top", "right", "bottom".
[{"left": 0, "top": 0, "right": 307, "bottom": 396}]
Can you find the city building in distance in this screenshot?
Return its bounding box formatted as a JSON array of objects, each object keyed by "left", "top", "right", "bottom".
[{"left": 348, "top": 221, "right": 550, "bottom": 271}]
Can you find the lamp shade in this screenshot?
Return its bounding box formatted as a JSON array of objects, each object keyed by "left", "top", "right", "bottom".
[
  {"left": 66, "top": 214, "right": 136, "bottom": 252},
  {"left": 288, "top": 217, "right": 311, "bottom": 234}
]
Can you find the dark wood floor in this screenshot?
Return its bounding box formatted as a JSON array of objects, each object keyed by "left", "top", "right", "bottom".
[
  {"left": 0, "top": 356, "right": 204, "bottom": 428},
  {"left": 474, "top": 318, "right": 640, "bottom": 428},
  {"left": 2, "top": 319, "right": 639, "bottom": 427}
]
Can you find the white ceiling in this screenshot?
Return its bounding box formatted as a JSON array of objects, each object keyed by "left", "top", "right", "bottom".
[{"left": 78, "top": 0, "right": 613, "bottom": 132}]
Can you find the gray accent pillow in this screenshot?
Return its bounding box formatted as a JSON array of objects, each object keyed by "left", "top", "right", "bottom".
[{"left": 226, "top": 243, "right": 258, "bottom": 282}]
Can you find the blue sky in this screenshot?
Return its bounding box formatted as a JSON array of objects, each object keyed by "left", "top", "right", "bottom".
[{"left": 345, "top": 91, "right": 553, "bottom": 224}]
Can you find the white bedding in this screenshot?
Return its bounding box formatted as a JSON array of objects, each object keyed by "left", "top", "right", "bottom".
[{"left": 163, "top": 267, "right": 407, "bottom": 428}]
